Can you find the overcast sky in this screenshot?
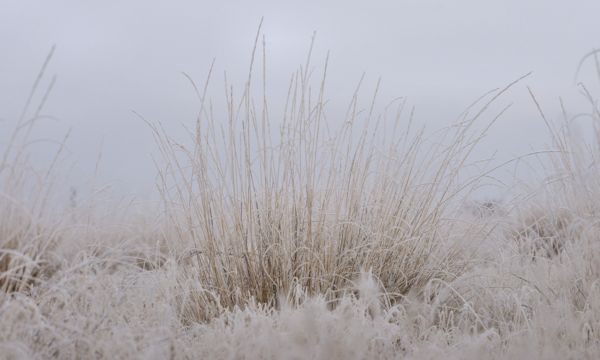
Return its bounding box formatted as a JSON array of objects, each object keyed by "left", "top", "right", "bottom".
[{"left": 1, "top": 1, "right": 599, "bottom": 199}]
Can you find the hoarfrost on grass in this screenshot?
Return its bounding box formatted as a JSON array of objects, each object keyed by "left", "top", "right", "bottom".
[{"left": 2, "top": 44, "right": 600, "bottom": 359}]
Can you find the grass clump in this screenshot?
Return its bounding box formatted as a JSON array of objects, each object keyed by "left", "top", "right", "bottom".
[{"left": 146, "top": 32, "right": 513, "bottom": 322}]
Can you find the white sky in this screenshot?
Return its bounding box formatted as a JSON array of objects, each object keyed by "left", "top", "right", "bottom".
[{"left": 1, "top": 1, "right": 599, "bottom": 199}]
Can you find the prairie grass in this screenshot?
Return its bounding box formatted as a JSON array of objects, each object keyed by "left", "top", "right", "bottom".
[
  {"left": 1, "top": 41, "right": 600, "bottom": 359},
  {"left": 0, "top": 48, "right": 65, "bottom": 294},
  {"left": 145, "top": 36, "right": 511, "bottom": 322}
]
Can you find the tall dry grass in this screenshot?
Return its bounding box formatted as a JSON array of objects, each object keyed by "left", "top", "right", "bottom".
[
  {"left": 0, "top": 47, "right": 66, "bottom": 295},
  {"left": 143, "top": 31, "right": 522, "bottom": 322},
  {"left": 1, "top": 39, "right": 600, "bottom": 359}
]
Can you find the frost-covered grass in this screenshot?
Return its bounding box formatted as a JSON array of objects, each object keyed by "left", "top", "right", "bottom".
[{"left": 2, "top": 43, "right": 600, "bottom": 359}]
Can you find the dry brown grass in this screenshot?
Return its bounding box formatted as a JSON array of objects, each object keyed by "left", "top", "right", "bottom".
[
  {"left": 140, "top": 31, "right": 525, "bottom": 322},
  {"left": 2, "top": 41, "right": 600, "bottom": 359},
  {"left": 0, "top": 48, "right": 65, "bottom": 295}
]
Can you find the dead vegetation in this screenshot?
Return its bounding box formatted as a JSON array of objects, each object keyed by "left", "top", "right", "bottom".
[{"left": 1, "top": 44, "right": 600, "bottom": 359}]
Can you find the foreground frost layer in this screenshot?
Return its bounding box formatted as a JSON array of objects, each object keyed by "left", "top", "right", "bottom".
[{"left": 1, "top": 239, "right": 600, "bottom": 360}]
